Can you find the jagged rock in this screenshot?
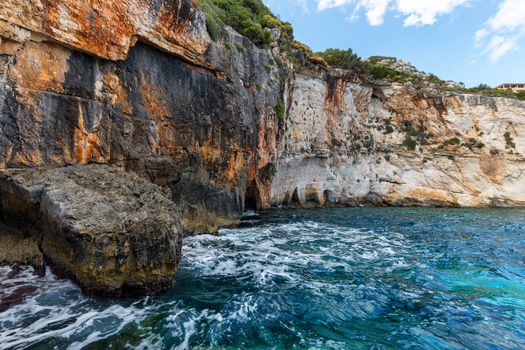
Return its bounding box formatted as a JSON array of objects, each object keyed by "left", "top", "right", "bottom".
[
  {"left": 0, "top": 165, "right": 182, "bottom": 295},
  {"left": 271, "top": 73, "right": 525, "bottom": 207},
  {"left": 0, "top": 1, "right": 282, "bottom": 235}
]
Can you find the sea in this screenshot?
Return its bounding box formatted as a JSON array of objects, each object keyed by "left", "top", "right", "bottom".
[{"left": 1, "top": 208, "right": 524, "bottom": 349}]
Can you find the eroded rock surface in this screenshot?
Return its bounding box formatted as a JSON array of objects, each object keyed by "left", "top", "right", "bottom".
[
  {"left": 0, "top": 1, "right": 282, "bottom": 235},
  {"left": 0, "top": 165, "right": 182, "bottom": 295},
  {"left": 0, "top": 0, "right": 524, "bottom": 215},
  {"left": 0, "top": 223, "right": 43, "bottom": 271},
  {"left": 269, "top": 73, "right": 525, "bottom": 207}
]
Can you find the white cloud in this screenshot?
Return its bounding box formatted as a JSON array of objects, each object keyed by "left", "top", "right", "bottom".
[
  {"left": 395, "top": 0, "right": 469, "bottom": 26},
  {"left": 363, "top": 0, "right": 390, "bottom": 26},
  {"left": 315, "top": 0, "right": 468, "bottom": 26},
  {"left": 317, "top": 0, "right": 354, "bottom": 11},
  {"left": 476, "top": 0, "right": 525, "bottom": 62}
]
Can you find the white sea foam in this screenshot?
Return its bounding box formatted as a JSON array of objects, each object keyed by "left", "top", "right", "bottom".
[{"left": 0, "top": 217, "right": 415, "bottom": 349}]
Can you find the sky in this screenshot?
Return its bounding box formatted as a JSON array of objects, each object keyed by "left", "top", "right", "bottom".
[{"left": 263, "top": 0, "right": 525, "bottom": 87}]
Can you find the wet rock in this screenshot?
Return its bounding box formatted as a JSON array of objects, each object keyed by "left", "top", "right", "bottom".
[
  {"left": 0, "top": 165, "right": 183, "bottom": 296},
  {"left": 0, "top": 223, "right": 43, "bottom": 271}
]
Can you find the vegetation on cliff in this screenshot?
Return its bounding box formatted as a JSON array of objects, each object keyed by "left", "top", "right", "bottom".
[
  {"left": 197, "top": 0, "right": 330, "bottom": 69},
  {"left": 451, "top": 84, "right": 525, "bottom": 101},
  {"left": 197, "top": 0, "right": 292, "bottom": 46},
  {"left": 197, "top": 1, "right": 525, "bottom": 102}
]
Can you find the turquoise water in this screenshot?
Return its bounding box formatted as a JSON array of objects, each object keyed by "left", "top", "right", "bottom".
[{"left": 1, "top": 208, "right": 524, "bottom": 349}]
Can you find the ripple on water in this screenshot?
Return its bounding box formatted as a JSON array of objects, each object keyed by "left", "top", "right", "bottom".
[{"left": 0, "top": 208, "right": 524, "bottom": 349}]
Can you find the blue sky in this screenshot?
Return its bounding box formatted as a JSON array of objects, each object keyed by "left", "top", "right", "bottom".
[{"left": 263, "top": 0, "right": 525, "bottom": 87}]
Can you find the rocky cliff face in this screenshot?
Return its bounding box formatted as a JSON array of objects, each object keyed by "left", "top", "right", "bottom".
[
  {"left": 0, "top": 0, "right": 282, "bottom": 235},
  {"left": 0, "top": 0, "right": 524, "bottom": 294},
  {"left": 270, "top": 72, "right": 525, "bottom": 207}
]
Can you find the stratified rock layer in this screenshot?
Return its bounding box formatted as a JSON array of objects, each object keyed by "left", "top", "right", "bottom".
[
  {"left": 0, "top": 1, "right": 524, "bottom": 235},
  {"left": 270, "top": 73, "right": 525, "bottom": 207},
  {"left": 0, "top": 1, "right": 281, "bottom": 235},
  {"left": 0, "top": 165, "right": 182, "bottom": 295}
]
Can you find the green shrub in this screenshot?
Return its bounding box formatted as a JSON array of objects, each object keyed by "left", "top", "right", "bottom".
[
  {"left": 428, "top": 74, "right": 442, "bottom": 84},
  {"left": 197, "top": 0, "right": 292, "bottom": 47},
  {"left": 261, "top": 14, "right": 293, "bottom": 40},
  {"left": 476, "top": 83, "right": 492, "bottom": 90},
  {"left": 403, "top": 138, "right": 417, "bottom": 150},
  {"left": 365, "top": 63, "right": 414, "bottom": 82},
  {"left": 235, "top": 42, "right": 245, "bottom": 52},
  {"left": 384, "top": 125, "right": 394, "bottom": 134},
  {"left": 331, "top": 138, "right": 343, "bottom": 147},
  {"left": 504, "top": 132, "right": 516, "bottom": 148},
  {"left": 291, "top": 41, "right": 328, "bottom": 68},
  {"left": 443, "top": 137, "right": 461, "bottom": 146},
  {"left": 316, "top": 48, "right": 367, "bottom": 72},
  {"left": 274, "top": 56, "right": 283, "bottom": 67},
  {"left": 454, "top": 84, "right": 525, "bottom": 102},
  {"left": 276, "top": 100, "right": 285, "bottom": 121}
]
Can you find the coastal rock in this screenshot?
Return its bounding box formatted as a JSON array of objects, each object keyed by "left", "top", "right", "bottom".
[
  {"left": 0, "top": 165, "right": 183, "bottom": 295},
  {"left": 0, "top": 223, "right": 43, "bottom": 271},
  {"left": 268, "top": 73, "right": 525, "bottom": 207},
  {"left": 0, "top": 0, "right": 523, "bottom": 238},
  {"left": 0, "top": 1, "right": 282, "bottom": 235}
]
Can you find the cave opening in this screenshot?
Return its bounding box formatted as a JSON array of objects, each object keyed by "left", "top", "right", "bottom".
[
  {"left": 244, "top": 180, "right": 260, "bottom": 211},
  {"left": 291, "top": 188, "right": 300, "bottom": 206},
  {"left": 323, "top": 190, "right": 336, "bottom": 204}
]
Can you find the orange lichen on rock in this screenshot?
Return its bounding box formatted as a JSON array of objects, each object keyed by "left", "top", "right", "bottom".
[
  {"left": 9, "top": 40, "right": 70, "bottom": 93},
  {"left": 139, "top": 74, "right": 177, "bottom": 155},
  {"left": 101, "top": 73, "right": 133, "bottom": 114},
  {"left": 74, "top": 105, "right": 103, "bottom": 164},
  {"left": 226, "top": 151, "right": 247, "bottom": 183},
  {"left": 0, "top": 0, "right": 210, "bottom": 65},
  {"left": 256, "top": 113, "right": 278, "bottom": 170}
]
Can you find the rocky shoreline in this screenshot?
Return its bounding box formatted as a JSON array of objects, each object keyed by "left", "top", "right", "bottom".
[{"left": 0, "top": 0, "right": 524, "bottom": 294}]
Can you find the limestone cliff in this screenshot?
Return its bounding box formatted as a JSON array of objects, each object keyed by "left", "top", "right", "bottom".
[
  {"left": 1, "top": 0, "right": 524, "bottom": 226},
  {"left": 270, "top": 72, "right": 525, "bottom": 208},
  {"left": 0, "top": 0, "right": 282, "bottom": 235}
]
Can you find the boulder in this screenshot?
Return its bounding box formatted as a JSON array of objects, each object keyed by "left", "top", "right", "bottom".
[{"left": 0, "top": 165, "right": 182, "bottom": 296}]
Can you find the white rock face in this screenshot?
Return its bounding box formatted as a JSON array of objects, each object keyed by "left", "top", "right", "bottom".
[{"left": 270, "top": 73, "right": 525, "bottom": 207}]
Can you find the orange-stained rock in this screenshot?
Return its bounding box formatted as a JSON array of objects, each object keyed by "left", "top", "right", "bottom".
[{"left": 0, "top": 0, "right": 210, "bottom": 65}]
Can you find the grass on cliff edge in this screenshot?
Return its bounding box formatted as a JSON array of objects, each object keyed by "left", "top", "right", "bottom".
[
  {"left": 196, "top": 0, "right": 293, "bottom": 47},
  {"left": 458, "top": 85, "right": 525, "bottom": 101},
  {"left": 317, "top": 49, "right": 443, "bottom": 84}
]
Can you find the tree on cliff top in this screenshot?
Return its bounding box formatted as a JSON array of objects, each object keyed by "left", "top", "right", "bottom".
[{"left": 317, "top": 48, "right": 368, "bottom": 73}]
